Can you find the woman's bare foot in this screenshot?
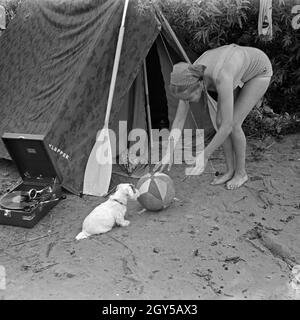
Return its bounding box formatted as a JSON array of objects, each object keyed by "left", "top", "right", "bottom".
[
  {"left": 210, "top": 171, "right": 234, "bottom": 185},
  {"left": 226, "top": 173, "right": 248, "bottom": 190}
]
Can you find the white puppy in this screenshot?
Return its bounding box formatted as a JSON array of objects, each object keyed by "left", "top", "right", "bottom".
[{"left": 76, "top": 183, "right": 140, "bottom": 240}]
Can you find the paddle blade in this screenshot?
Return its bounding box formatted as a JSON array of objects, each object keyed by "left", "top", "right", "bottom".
[{"left": 83, "top": 128, "right": 113, "bottom": 196}]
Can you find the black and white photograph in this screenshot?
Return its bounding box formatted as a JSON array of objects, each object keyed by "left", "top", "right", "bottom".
[{"left": 0, "top": 0, "right": 299, "bottom": 305}]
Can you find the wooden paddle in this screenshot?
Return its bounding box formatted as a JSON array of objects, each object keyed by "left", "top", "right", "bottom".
[{"left": 83, "top": 0, "right": 130, "bottom": 196}]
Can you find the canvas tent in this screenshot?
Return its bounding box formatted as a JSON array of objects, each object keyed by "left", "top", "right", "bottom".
[{"left": 0, "top": 0, "right": 214, "bottom": 195}]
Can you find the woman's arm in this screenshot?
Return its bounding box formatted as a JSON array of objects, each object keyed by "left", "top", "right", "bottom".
[
  {"left": 204, "top": 71, "right": 234, "bottom": 159},
  {"left": 154, "top": 99, "right": 189, "bottom": 171},
  {"left": 169, "top": 99, "right": 190, "bottom": 145}
]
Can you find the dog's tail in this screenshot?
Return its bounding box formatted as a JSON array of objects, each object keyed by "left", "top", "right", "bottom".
[{"left": 75, "top": 230, "right": 90, "bottom": 240}]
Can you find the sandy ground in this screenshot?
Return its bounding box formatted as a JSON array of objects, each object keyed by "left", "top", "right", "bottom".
[{"left": 0, "top": 133, "right": 299, "bottom": 300}]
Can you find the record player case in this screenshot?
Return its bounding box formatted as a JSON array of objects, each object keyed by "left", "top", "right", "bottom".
[{"left": 0, "top": 133, "right": 65, "bottom": 228}]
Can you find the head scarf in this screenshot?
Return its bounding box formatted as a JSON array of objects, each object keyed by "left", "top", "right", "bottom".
[{"left": 170, "top": 62, "right": 206, "bottom": 89}]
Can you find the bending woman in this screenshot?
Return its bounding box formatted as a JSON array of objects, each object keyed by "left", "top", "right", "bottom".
[{"left": 154, "top": 44, "right": 273, "bottom": 189}]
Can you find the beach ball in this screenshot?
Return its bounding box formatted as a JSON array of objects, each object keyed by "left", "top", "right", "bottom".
[{"left": 136, "top": 172, "right": 175, "bottom": 211}]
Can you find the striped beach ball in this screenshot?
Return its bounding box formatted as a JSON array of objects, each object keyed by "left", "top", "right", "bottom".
[{"left": 136, "top": 172, "right": 175, "bottom": 211}]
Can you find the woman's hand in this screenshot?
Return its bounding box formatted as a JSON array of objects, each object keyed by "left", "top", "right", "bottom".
[
  {"left": 153, "top": 152, "right": 173, "bottom": 173},
  {"left": 153, "top": 135, "right": 177, "bottom": 173},
  {"left": 185, "top": 152, "right": 208, "bottom": 176},
  {"left": 153, "top": 100, "right": 189, "bottom": 173}
]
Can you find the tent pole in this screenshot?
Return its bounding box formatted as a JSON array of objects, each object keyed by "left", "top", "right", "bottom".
[
  {"left": 155, "top": 8, "right": 191, "bottom": 64},
  {"left": 143, "top": 60, "right": 153, "bottom": 164}
]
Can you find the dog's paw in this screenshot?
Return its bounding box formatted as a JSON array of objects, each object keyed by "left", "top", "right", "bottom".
[{"left": 121, "top": 220, "right": 130, "bottom": 227}]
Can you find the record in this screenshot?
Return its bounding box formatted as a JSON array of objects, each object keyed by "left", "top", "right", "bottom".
[{"left": 0, "top": 191, "right": 38, "bottom": 210}]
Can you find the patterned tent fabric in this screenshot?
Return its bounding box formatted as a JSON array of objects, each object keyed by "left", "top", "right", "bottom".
[{"left": 0, "top": 0, "right": 159, "bottom": 194}]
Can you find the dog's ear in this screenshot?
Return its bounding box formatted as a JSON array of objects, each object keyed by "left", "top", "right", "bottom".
[
  {"left": 129, "top": 184, "right": 136, "bottom": 193},
  {"left": 127, "top": 184, "right": 139, "bottom": 198},
  {"left": 116, "top": 184, "right": 124, "bottom": 192}
]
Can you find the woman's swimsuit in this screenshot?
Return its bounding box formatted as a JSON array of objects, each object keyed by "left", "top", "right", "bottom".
[
  {"left": 194, "top": 43, "right": 273, "bottom": 90},
  {"left": 193, "top": 44, "right": 273, "bottom": 130}
]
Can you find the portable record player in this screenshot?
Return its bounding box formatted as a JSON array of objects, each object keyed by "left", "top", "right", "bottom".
[{"left": 0, "top": 133, "right": 65, "bottom": 228}]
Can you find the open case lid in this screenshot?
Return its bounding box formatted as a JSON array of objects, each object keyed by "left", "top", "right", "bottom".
[
  {"left": 0, "top": 5, "right": 6, "bottom": 30},
  {"left": 2, "top": 133, "right": 62, "bottom": 182}
]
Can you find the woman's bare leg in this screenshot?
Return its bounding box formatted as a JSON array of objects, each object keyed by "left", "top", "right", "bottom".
[
  {"left": 211, "top": 136, "right": 235, "bottom": 184},
  {"left": 211, "top": 87, "right": 239, "bottom": 185},
  {"left": 227, "top": 77, "right": 271, "bottom": 189}
]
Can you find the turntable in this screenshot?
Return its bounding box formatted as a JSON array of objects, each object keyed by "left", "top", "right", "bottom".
[{"left": 0, "top": 133, "right": 65, "bottom": 228}]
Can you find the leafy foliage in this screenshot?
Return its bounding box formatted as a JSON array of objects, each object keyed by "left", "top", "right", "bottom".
[
  {"left": 0, "top": 0, "right": 21, "bottom": 21},
  {"left": 242, "top": 102, "right": 300, "bottom": 139}
]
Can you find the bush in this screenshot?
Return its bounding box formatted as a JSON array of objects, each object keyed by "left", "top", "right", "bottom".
[
  {"left": 0, "top": 0, "right": 21, "bottom": 22},
  {"left": 242, "top": 102, "right": 300, "bottom": 139}
]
